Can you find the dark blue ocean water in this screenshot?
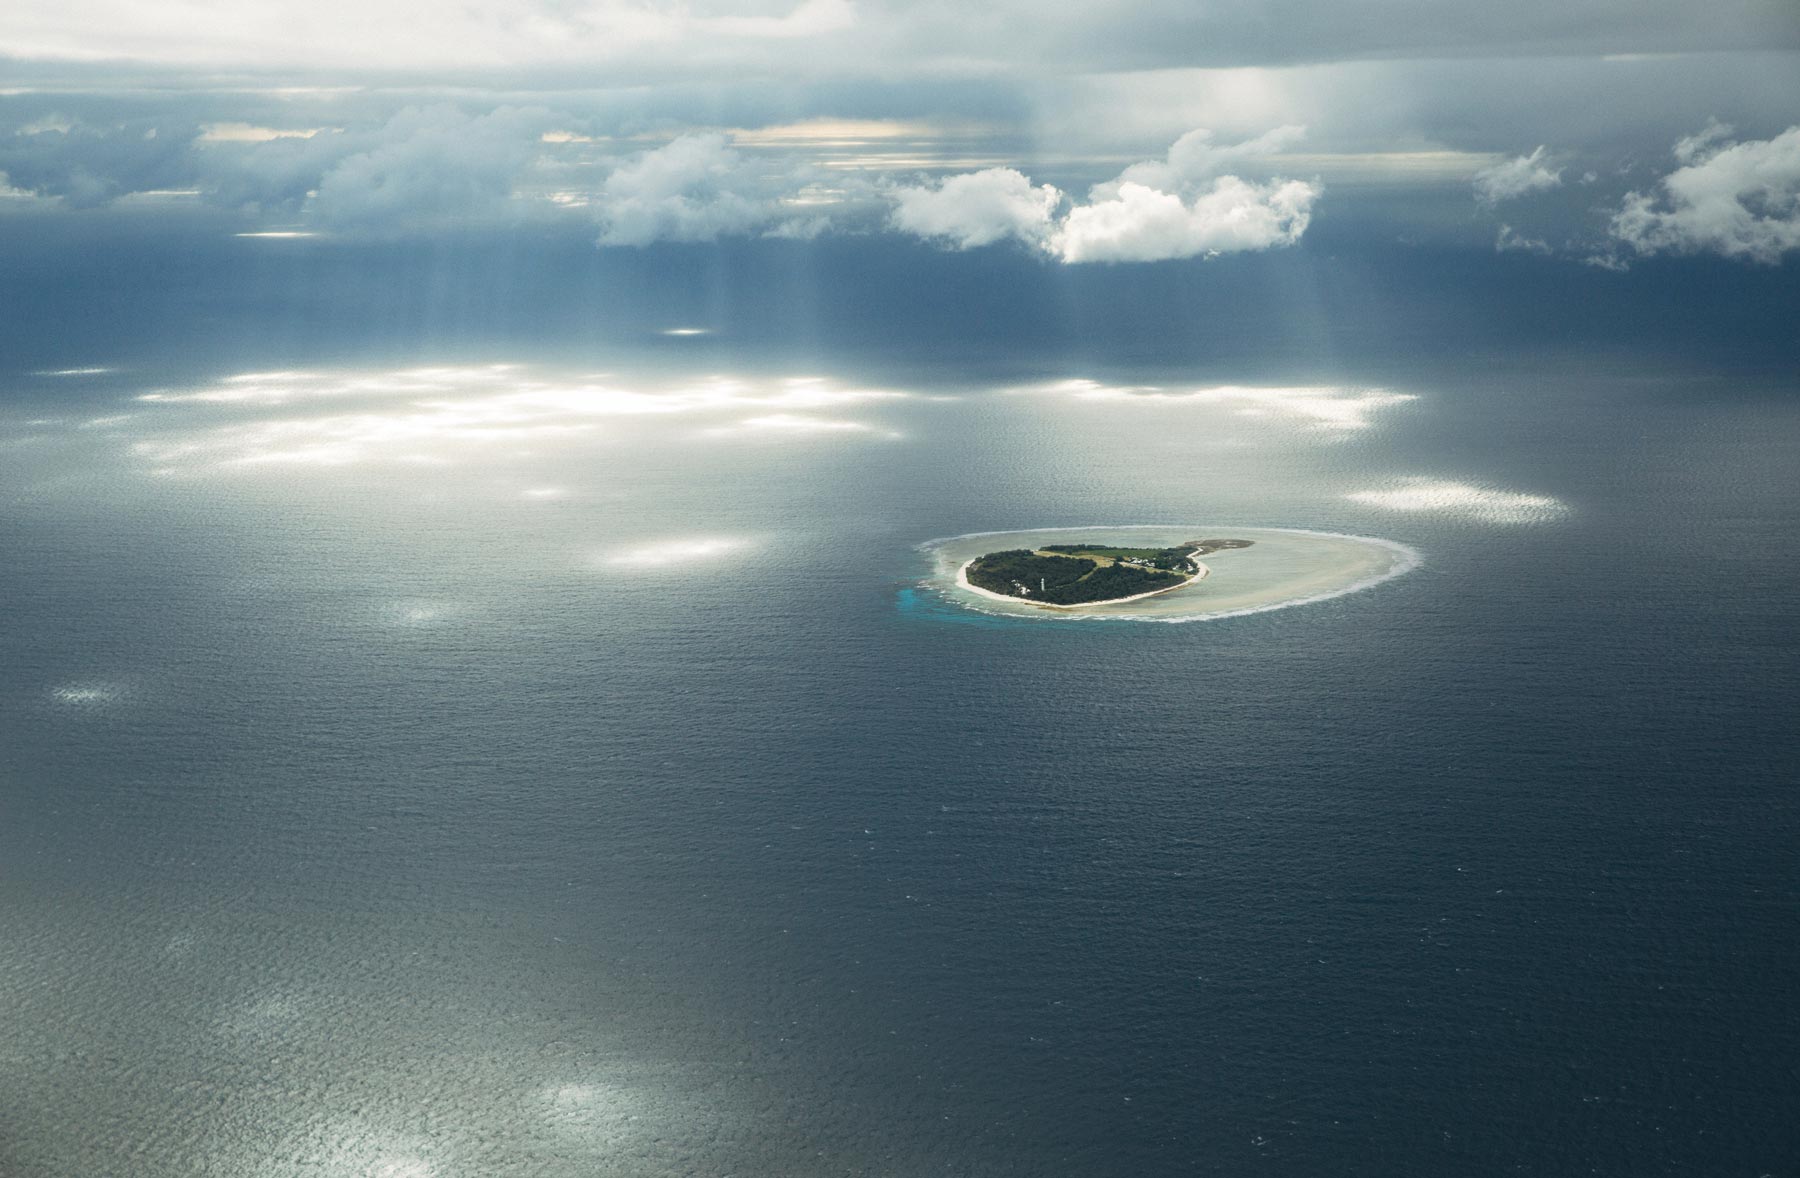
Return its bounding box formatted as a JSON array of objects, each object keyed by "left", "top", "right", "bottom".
[{"left": 1, "top": 232, "right": 1798, "bottom": 1176}]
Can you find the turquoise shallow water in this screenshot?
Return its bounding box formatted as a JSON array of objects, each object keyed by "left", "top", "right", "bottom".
[{"left": 1, "top": 349, "right": 1797, "bottom": 1176}]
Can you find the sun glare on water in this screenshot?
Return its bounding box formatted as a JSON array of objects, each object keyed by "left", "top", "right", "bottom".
[{"left": 605, "top": 537, "right": 750, "bottom": 568}]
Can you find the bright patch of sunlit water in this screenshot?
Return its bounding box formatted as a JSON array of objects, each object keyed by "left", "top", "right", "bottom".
[{"left": 0, "top": 353, "right": 1796, "bottom": 1177}]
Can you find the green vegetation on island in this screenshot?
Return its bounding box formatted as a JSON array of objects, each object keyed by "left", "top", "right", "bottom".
[{"left": 964, "top": 539, "right": 1253, "bottom": 606}]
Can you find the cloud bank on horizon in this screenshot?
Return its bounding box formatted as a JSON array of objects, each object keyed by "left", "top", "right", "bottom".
[
  {"left": 0, "top": 0, "right": 1796, "bottom": 266},
  {"left": 3, "top": 0, "right": 1793, "bottom": 72}
]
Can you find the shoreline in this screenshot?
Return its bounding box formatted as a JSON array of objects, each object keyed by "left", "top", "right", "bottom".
[{"left": 955, "top": 554, "right": 1211, "bottom": 610}]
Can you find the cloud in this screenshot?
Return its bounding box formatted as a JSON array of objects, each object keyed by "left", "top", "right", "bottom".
[
  {"left": 1494, "top": 224, "right": 1553, "bottom": 255},
  {"left": 1607, "top": 124, "right": 1800, "bottom": 264},
  {"left": 2, "top": 47, "right": 1794, "bottom": 262},
  {"left": 1052, "top": 176, "right": 1316, "bottom": 263},
  {"left": 700, "top": 0, "right": 854, "bottom": 39},
  {"left": 201, "top": 126, "right": 377, "bottom": 213},
  {"left": 0, "top": 106, "right": 1313, "bottom": 256},
  {"left": 2, "top": 0, "right": 1792, "bottom": 75},
  {"left": 1472, "top": 146, "right": 1562, "bottom": 205},
  {"left": 1672, "top": 120, "right": 1734, "bottom": 165},
  {"left": 0, "top": 116, "right": 200, "bottom": 207},
  {"left": 0, "top": 104, "right": 848, "bottom": 242},
  {"left": 6, "top": 63, "right": 1792, "bottom": 265},
  {"left": 889, "top": 127, "right": 1318, "bottom": 263},
  {"left": 1099, "top": 125, "right": 1308, "bottom": 198},
  {"left": 0, "top": 104, "right": 556, "bottom": 228},
  {"left": 0, "top": 0, "right": 863, "bottom": 72},
  {"left": 307, "top": 106, "right": 554, "bottom": 229},
  {"left": 886, "top": 167, "right": 1060, "bottom": 249},
  {"left": 0, "top": 106, "right": 830, "bottom": 240},
  {"left": 596, "top": 132, "right": 814, "bottom": 245}
]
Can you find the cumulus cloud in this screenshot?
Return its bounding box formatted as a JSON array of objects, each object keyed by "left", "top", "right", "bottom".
[
  {"left": 0, "top": 104, "right": 845, "bottom": 243},
  {"left": 1472, "top": 146, "right": 1562, "bottom": 205},
  {"left": 0, "top": 110, "right": 1314, "bottom": 256},
  {"left": 1672, "top": 120, "right": 1735, "bottom": 165},
  {"left": 0, "top": 117, "right": 200, "bottom": 207},
  {"left": 202, "top": 127, "right": 370, "bottom": 212},
  {"left": 307, "top": 106, "right": 554, "bottom": 229},
  {"left": 0, "top": 104, "right": 556, "bottom": 228},
  {"left": 1052, "top": 176, "right": 1316, "bottom": 263},
  {"left": 887, "top": 167, "right": 1060, "bottom": 248},
  {"left": 1607, "top": 124, "right": 1800, "bottom": 264},
  {"left": 1494, "top": 224, "right": 1552, "bottom": 255},
  {"left": 0, "top": 107, "right": 840, "bottom": 240},
  {"left": 1100, "top": 125, "right": 1308, "bottom": 198},
  {"left": 597, "top": 132, "right": 813, "bottom": 245},
  {"left": 889, "top": 127, "right": 1318, "bottom": 263}
]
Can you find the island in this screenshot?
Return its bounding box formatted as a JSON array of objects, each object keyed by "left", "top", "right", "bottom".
[
  {"left": 922, "top": 526, "right": 1418, "bottom": 622},
  {"left": 961, "top": 539, "right": 1254, "bottom": 607}
]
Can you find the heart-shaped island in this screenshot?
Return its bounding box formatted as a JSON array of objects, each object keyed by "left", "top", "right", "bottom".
[
  {"left": 962, "top": 539, "right": 1255, "bottom": 607},
  {"left": 923, "top": 526, "right": 1419, "bottom": 621}
]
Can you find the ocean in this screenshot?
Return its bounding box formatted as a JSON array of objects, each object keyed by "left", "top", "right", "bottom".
[{"left": 1, "top": 229, "right": 1797, "bottom": 1176}]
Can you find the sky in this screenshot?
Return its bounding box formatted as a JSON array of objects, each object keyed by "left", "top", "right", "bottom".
[{"left": 1, "top": 0, "right": 1796, "bottom": 272}]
